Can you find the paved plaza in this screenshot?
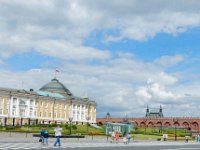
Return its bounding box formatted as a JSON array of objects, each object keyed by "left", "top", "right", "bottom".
[{"left": 0, "top": 132, "right": 200, "bottom": 149}]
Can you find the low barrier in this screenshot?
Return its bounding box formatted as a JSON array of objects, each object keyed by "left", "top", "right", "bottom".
[{"left": 33, "top": 134, "right": 85, "bottom": 138}]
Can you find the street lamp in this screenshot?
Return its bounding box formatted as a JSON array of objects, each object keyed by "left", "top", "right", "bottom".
[
  {"left": 160, "top": 120, "right": 163, "bottom": 134},
  {"left": 173, "top": 118, "right": 178, "bottom": 141},
  {"left": 69, "top": 97, "right": 74, "bottom": 135},
  {"left": 86, "top": 116, "right": 89, "bottom": 133},
  {"left": 143, "top": 119, "right": 147, "bottom": 134}
]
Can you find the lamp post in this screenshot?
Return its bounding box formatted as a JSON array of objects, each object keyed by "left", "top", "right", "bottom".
[
  {"left": 173, "top": 118, "right": 177, "bottom": 141},
  {"left": 86, "top": 116, "right": 89, "bottom": 133},
  {"left": 160, "top": 120, "right": 163, "bottom": 134},
  {"left": 144, "top": 119, "right": 147, "bottom": 134},
  {"left": 68, "top": 97, "right": 74, "bottom": 135}
]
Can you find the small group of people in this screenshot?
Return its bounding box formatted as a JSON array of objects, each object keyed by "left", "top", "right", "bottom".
[
  {"left": 123, "top": 132, "right": 131, "bottom": 144},
  {"left": 111, "top": 131, "right": 131, "bottom": 144},
  {"left": 40, "top": 126, "right": 62, "bottom": 147},
  {"left": 111, "top": 131, "right": 119, "bottom": 143},
  {"left": 196, "top": 135, "right": 200, "bottom": 142},
  {"left": 40, "top": 128, "right": 49, "bottom": 145}
]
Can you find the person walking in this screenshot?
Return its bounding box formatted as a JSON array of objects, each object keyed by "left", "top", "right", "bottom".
[
  {"left": 185, "top": 135, "right": 189, "bottom": 143},
  {"left": 123, "top": 132, "right": 127, "bottom": 144},
  {"left": 111, "top": 131, "right": 115, "bottom": 143},
  {"left": 115, "top": 131, "right": 119, "bottom": 143},
  {"left": 127, "top": 133, "right": 131, "bottom": 144},
  {"left": 197, "top": 135, "right": 200, "bottom": 142},
  {"left": 43, "top": 129, "right": 49, "bottom": 146},
  {"left": 40, "top": 128, "right": 45, "bottom": 145},
  {"left": 54, "top": 126, "right": 62, "bottom": 147}
]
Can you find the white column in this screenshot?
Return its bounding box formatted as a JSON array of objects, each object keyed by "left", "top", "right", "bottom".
[
  {"left": 75, "top": 104, "right": 78, "bottom": 121},
  {"left": 79, "top": 105, "right": 82, "bottom": 121},
  {"left": 90, "top": 109, "right": 92, "bottom": 123},
  {"left": 94, "top": 108, "right": 96, "bottom": 123},
  {"left": 84, "top": 105, "right": 86, "bottom": 121},
  {"left": 27, "top": 99, "right": 30, "bottom": 117},
  {"left": 9, "top": 97, "right": 13, "bottom": 117},
  {"left": 33, "top": 100, "right": 36, "bottom": 118},
  {"left": 16, "top": 98, "right": 19, "bottom": 117}
]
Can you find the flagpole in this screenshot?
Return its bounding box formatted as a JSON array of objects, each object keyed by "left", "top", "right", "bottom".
[{"left": 54, "top": 69, "right": 60, "bottom": 79}]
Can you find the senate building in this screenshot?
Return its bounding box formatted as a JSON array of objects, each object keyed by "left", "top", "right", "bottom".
[{"left": 0, "top": 78, "right": 97, "bottom": 126}]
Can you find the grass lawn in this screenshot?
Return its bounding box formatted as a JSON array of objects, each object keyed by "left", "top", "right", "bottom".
[{"left": 0, "top": 124, "right": 104, "bottom": 135}]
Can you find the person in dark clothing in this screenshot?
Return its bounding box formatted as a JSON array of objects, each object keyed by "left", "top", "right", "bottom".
[
  {"left": 40, "top": 129, "right": 45, "bottom": 145},
  {"left": 43, "top": 130, "right": 49, "bottom": 145}
]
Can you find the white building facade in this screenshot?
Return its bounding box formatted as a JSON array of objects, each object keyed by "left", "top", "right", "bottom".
[{"left": 0, "top": 78, "right": 96, "bottom": 126}]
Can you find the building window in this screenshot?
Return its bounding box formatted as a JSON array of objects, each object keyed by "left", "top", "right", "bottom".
[
  {"left": 0, "top": 109, "right": 2, "bottom": 115},
  {"left": 34, "top": 111, "right": 37, "bottom": 116},
  {"left": 12, "top": 108, "right": 16, "bottom": 116},
  {"left": 13, "top": 98, "right": 17, "bottom": 105},
  {"left": 45, "top": 103, "right": 48, "bottom": 108},
  {"left": 54, "top": 113, "right": 57, "bottom": 118},
  {"left": 29, "top": 108, "right": 33, "bottom": 116},
  {"left": 30, "top": 100, "right": 34, "bottom": 105},
  {"left": 0, "top": 99, "right": 3, "bottom": 108},
  {"left": 19, "top": 100, "right": 26, "bottom": 105},
  {"left": 19, "top": 109, "right": 25, "bottom": 116},
  {"left": 44, "top": 111, "right": 47, "bottom": 117}
]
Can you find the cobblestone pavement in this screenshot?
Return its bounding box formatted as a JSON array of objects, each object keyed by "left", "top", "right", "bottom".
[{"left": 0, "top": 141, "right": 199, "bottom": 150}]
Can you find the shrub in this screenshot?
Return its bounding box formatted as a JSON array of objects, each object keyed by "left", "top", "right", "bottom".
[{"left": 72, "top": 125, "right": 77, "bottom": 130}]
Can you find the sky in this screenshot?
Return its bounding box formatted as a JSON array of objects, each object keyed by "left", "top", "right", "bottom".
[{"left": 0, "top": 0, "right": 200, "bottom": 118}]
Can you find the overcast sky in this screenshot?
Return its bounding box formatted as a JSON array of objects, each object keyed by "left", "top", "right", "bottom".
[{"left": 0, "top": 0, "right": 200, "bottom": 118}]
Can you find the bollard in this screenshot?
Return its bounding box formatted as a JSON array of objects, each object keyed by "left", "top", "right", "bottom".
[
  {"left": 92, "top": 134, "right": 93, "bottom": 140},
  {"left": 107, "top": 134, "right": 108, "bottom": 141}
]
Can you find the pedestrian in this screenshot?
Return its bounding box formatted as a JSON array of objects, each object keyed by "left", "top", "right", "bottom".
[
  {"left": 43, "top": 129, "right": 49, "bottom": 145},
  {"left": 54, "top": 126, "right": 62, "bottom": 147},
  {"left": 127, "top": 133, "right": 131, "bottom": 144},
  {"left": 115, "top": 131, "right": 119, "bottom": 143},
  {"left": 185, "top": 136, "right": 189, "bottom": 143},
  {"left": 123, "top": 131, "right": 127, "bottom": 144},
  {"left": 197, "top": 135, "right": 200, "bottom": 143},
  {"left": 111, "top": 130, "right": 115, "bottom": 143},
  {"left": 40, "top": 128, "right": 45, "bottom": 145}
]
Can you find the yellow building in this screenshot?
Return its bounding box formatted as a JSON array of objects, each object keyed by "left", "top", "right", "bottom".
[{"left": 0, "top": 78, "right": 96, "bottom": 126}]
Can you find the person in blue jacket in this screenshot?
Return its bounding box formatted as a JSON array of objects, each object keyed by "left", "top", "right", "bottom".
[
  {"left": 43, "top": 130, "right": 49, "bottom": 145},
  {"left": 40, "top": 128, "right": 45, "bottom": 145}
]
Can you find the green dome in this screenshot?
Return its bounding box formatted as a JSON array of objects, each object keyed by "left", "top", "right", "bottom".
[{"left": 39, "top": 78, "right": 72, "bottom": 97}]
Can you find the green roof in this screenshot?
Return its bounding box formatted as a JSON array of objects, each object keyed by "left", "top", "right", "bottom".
[
  {"left": 37, "top": 90, "right": 65, "bottom": 98},
  {"left": 39, "top": 78, "right": 72, "bottom": 97}
]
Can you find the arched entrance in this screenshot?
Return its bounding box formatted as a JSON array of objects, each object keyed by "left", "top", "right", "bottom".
[{"left": 191, "top": 122, "right": 199, "bottom": 131}]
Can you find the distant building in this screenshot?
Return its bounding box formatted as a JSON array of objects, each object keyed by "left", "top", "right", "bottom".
[
  {"left": 105, "top": 112, "right": 111, "bottom": 119},
  {"left": 0, "top": 78, "right": 96, "bottom": 126},
  {"left": 105, "top": 122, "right": 134, "bottom": 135},
  {"left": 145, "top": 105, "right": 163, "bottom": 118}
]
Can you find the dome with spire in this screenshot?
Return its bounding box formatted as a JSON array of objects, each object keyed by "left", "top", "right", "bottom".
[{"left": 39, "top": 78, "right": 72, "bottom": 97}]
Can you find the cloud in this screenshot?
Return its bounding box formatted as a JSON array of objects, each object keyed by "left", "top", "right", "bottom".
[
  {"left": 154, "top": 55, "right": 184, "bottom": 67},
  {"left": 0, "top": 54, "right": 198, "bottom": 117},
  {"left": 0, "top": 0, "right": 200, "bottom": 117},
  {"left": 0, "top": 0, "right": 200, "bottom": 60}
]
